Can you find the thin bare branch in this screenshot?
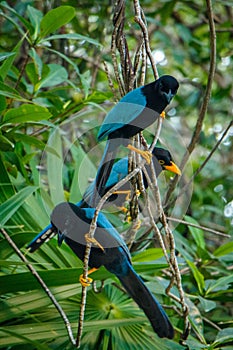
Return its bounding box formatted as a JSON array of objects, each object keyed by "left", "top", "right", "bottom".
[
  {"left": 164, "top": 0, "right": 217, "bottom": 206},
  {"left": 1, "top": 228, "right": 76, "bottom": 346},
  {"left": 192, "top": 119, "right": 233, "bottom": 178},
  {"left": 133, "top": 0, "right": 159, "bottom": 79},
  {"left": 103, "top": 61, "right": 119, "bottom": 102},
  {"left": 76, "top": 243, "right": 91, "bottom": 348},
  {"left": 167, "top": 217, "right": 229, "bottom": 238},
  {"left": 165, "top": 119, "right": 233, "bottom": 210}
]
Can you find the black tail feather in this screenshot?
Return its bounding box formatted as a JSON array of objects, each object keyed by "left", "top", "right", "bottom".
[
  {"left": 27, "top": 224, "right": 57, "bottom": 252},
  {"left": 118, "top": 267, "right": 174, "bottom": 338}
]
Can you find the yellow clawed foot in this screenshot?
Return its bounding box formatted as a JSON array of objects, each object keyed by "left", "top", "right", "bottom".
[
  {"left": 114, "top": 190, "right": 141, "bottom": 203},
  {"left": 127, "top": 144, "right": 152, "bottom": 164},
  {"left": 126, "top": 217, "right": 141, "bottom": 228},
  {"left": 113, "top": 190, "right": 131, "bottom": 201},
  {"left": 134, "top": 219, "right": 141, "bottom": 230},
  {"left": 160, "top": 111, "right": 166, "bottom": 119},
  {"left": 85, "top": 234, "right": 105, "bottom": 252},
  {"left": 126, "top": 216, "right": 132, "bottom": 223},
  {"left": 79, "top": 274, "right": 93, "bottom": 287},
  {"left": 117, "top": 206, "right": 129, "bottom": 213},
  {"left": 79, "top": 267, "right": 98, "bottom": 287}
]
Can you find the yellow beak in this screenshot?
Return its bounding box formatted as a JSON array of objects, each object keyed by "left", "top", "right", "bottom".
[{"left": 164, "top": 161, "right": 181, "bottom": 175}]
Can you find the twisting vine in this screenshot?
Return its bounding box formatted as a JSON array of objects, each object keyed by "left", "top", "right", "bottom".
[{"left": 77, "top": 0, "right": 192, "bottom": 347}]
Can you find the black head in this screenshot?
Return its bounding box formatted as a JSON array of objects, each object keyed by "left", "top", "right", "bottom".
[
  {"left": 158, "top": 75, "right": 179, "bottom": 104},
  {"left": 142, "top": 75, "right": 179, "bottom": 113},
  {"left": 152, "top": 147, "right": 181, "bottom": 175}
]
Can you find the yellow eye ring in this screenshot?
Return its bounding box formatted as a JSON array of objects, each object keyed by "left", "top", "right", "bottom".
[{"left": 159, "top": 159, "right": 165, "bottom": 165}]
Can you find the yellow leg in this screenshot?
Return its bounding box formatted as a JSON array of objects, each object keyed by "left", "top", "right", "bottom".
[
  {"left": 113, "top": 190, "right": 141, "bottom": 202},
  {"left": 113, "top": 189, "right": 131, "bottom": 200},
  {"left": 134, "top": 219, "right": 142, "bottom": 230},
  {"left": 117, "top": 206, "right": 129, "bottom": 213},
  {"left": 160, "top": 111, "right": 166, "bottom": 119},
  {"left": 85, "top": 233, "right": 105, "bottom": 252},
  {"left": 126, "top": 216, "right": 132, "bottom": 223},
  {"left": 79, "top": 267, "right": 98, "bottom": 287},
  {"left": 127, "top": 144, "right": 152, "bottom": 164}
]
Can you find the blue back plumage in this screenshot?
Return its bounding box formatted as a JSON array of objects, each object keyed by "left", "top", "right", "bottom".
[
  {"left": 98, "top": 88, "right": 147, "bottom": 141},
  {"left": 82, "top": 157, "right": 128, "bottom": 205},
  {"left": 105, "top": 158, "right": 128, "bottom": 187}
]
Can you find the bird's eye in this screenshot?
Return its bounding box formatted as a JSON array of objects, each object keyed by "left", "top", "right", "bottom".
[
  {"left": 159, "top": 81, "right": 169, "bottom": 93},
  {"left": 159, "top": 160, "right": 165, "bottom": 165},
  {"left": 159, "top": 82, "right": 165, "bottom": 91}
]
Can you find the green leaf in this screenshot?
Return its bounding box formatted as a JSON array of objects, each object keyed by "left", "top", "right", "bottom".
[
  {"left": 185, "top": 298, "right": 205, "bottom": 344},
  {"left": 29, "top": 48, "right": 43, "bottom": 79},
  {"left": 11, "top": 132, "right": 46, "bottom": 150},
  {"left": 0, "top": 81, "right": 21, "bottom": 97},
  {"left": 0, "top": 328, "right": 51, "bottom": 350},
  {"left": 35, "top": 64, "right": 68, "bottom": 90},
  {"left": 26, "top": 62, "right": 39, "bottom": 85},
  {"left": 132, "top": 248, "right": 165, "bottom": 262},
  {"left": 0, "top": 2, "right": 33, "bottom": 35},
  {"left": 0, "top": 134, "right": 14, "bottom": 151},
  {"left": 186, "top": 259, "right": 205, "bottom": 295},
  {"left": 0, "top": 52, "right": 15, "bottom": 62},
  {"left": 185, "top": 215, "right": 205, "bottom": 250},
  {"left": 2, "top": 104, "right": 52, "bottom": 125},
  {"left": 46, "top": 128, "right": 65, "bottom": 204},
  {"left": 40, "top": 6, "right": 76, "bottom": 38},
  {"left": 185, "top": 339, "right": 207, "bottom": 349},
  {"left": 198, "top": 296, "right": 216, "bottom": 312},
  {"left": 213, "top": 328, "right": 233, "bottom": 347},
  {"left": 0, "top": 269, "right": 82, "bottom": 294},
  {"left": 0, "top": 155, "right": 15, "bottom": 201},
  {"left": 205, "top": 275, "right": 233, "bottom": 295},
  {"left": 213, "top": 241, "right": 233, "bottom": 257},
  {"left": 47, "top": 47, "right": 81, "bottom": 76},
  {"left": 0, "top": 95, "right": 6, "bottom": 113},
  {"left": 0, "top": 38, "right": 22, "bottom": 80},
  {"left": 0, "top": 186, "right": 38, "bottom": 226},
  {"left": 160, "top": 0, "right": 177, "bottom": 24},
  {"left": 42, "top": 33, "right": 101, "bottom": 47},
  {"left": 0, "top": 318, "right": 169, "bottom": 348},
  {"left": 68, "top": 141, "right": 97, "bottom": 202},
  {"left": 27, "top": 5, "right": 43, "bottom": 39},
  {"left": 0, "top": 89, "right": 26, "bottom": 102}
]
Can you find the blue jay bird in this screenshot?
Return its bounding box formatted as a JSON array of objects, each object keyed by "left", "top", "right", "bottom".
[
  {"left": 91, "top": 75, "right": 179, "bottom": 205},
  {"left": 27, "top": 201, "right": 174, "bottom": 339},
  {"left": 81, "top": 146, "right": 181, "bottom": 208},
  {"left": 28, "top": 147, "right": 181, "bottom": 251}
]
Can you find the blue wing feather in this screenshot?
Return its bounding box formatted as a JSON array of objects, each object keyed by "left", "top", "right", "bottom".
[
  {"left": 84, "top": 207, "right": 131, "bottom": 260},
  {"left": 98, "top": 88, "right": 147, "bottom": 141},
  {"left": 28, "top": 203, "right": 131, "bottom": 261},
  {"left": 81, "top": 157, "right": 128, "bottom": 206},
  {"left": 105, "top": 158, "right": 128, "bottom": 188}
]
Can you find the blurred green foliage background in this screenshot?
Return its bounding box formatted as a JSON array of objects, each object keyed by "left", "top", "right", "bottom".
[{"left": 0, "top": 1, "right": 232, "bottom": 349}]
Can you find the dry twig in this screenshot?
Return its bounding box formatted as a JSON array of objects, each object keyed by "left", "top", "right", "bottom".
[
  {"left": 164, "top": 0, "right": 217, "bottom": 207},
  {"left": 1, "top": 228, "right": 76, "bottom": 346}
]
